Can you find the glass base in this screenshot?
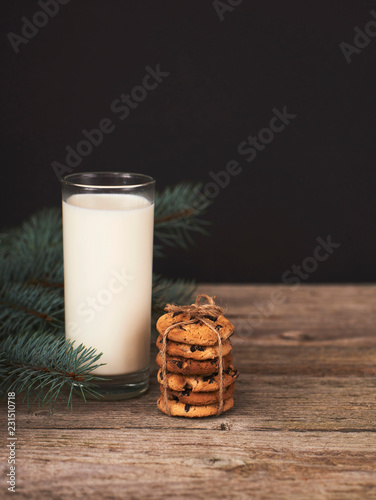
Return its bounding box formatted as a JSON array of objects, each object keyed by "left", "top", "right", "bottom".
[{"left": 82, "top": 366, "right": 150, "bottom": 401}]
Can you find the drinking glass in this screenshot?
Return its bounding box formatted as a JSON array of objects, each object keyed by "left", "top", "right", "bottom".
[{"left": 61, "top": 172, "right": 155, "bottom": 399}]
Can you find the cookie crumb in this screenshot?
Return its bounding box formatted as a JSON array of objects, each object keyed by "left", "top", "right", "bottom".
[{"left": 220, "top": 423, "right": 231, "bottom": 431}]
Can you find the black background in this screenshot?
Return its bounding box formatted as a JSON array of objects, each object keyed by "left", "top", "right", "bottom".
[{"left": 1, "top": 1, "right": 375, "bottom": 283}]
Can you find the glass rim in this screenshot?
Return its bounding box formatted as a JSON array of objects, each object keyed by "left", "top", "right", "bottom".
[{"left": 60, "top": 172, "right": 155, "bottom": 189}]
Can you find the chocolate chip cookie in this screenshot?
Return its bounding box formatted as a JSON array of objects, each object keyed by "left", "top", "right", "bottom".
[
  {"left": 156, "top": 335, "right": 233, "bottom": 360},
  {"left": 156, "top": 352, "right": 233, "bottom": 375},
  {"left": 163, "top": 382, "right": 236, "bottom": 405},
  {"left": 157, "top": 365, "right": 239, "bottom": 392},
  {"left": 157, "top": 395, "right": 234, "bottom": 417},
  {"left": 156, "top": 311, "right": 234, "bottom": 346}
]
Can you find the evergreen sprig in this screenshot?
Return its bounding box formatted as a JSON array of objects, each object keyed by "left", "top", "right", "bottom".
[
  {"left": 154, "top": 182, "right": 211, "bottom": 257},
  {"left": 0, "top": 181, "right": 211, "bottom": 409},
  {"left": 0, "top": 332, "right": 104, "bottom": 410},
  {"left": 3, "top": 207, "right": 62, "bottom": 259},
  {"left": 0, "top": 282, "right": 64, "bottom": 337},
  {"left": 1, "top": 209, "right": 64, "bottom": 286}
]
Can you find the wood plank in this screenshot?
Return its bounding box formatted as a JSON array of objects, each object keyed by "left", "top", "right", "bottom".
[
  {"left": 200, "top": 284, "right": 376, "bottom": 343},
  {"left": 9, "top": 428, "right": 376, "bottom": 500},
  {"left": 1, "top": 285, "right": 375, "bottom": 499},
  {"left": 2, "top": 371, "right": 375, "bottom": 498}
]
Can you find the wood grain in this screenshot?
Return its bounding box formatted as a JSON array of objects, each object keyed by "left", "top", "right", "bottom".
[{"left": 1, "top": 285, "right": 376, "bottom": 499}]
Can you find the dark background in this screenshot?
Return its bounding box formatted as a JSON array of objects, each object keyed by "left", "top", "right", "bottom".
[{"left": 1, "top": 1, "right": 375, "bottom": 283}]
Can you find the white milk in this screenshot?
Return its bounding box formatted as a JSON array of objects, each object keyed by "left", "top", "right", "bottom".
[{"left": 62, "top": 193, "right": 154, "bottom": 375}]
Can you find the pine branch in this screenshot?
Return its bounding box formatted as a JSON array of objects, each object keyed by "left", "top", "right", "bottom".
[
  {"left": 1, "top": 249, "right": 64, "bottom": 289},
  {"left": 154, "top": 182, "right": 212, "bottom": 257},
  {"left": 2, "top": 208, "right": 62, "bottom": 259},
  {"left": 0, "top": 282, "right": 64, "bottom": 338},
  {"left": 1, "top": 209, "right": 63, "bottom": 286},
  {"left": 0, "top": 332, "right": 105, "bottom": 411}
]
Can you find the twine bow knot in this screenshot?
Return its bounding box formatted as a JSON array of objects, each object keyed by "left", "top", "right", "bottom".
[{"left": 161, "top": 294, "right": 225, "bottom": 416}]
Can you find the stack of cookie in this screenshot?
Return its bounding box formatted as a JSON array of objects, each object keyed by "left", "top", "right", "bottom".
[{"left": 156, "top": 308, "right": 239, "bottom": 418}]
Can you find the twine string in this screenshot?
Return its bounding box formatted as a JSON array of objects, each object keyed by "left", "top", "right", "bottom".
[{"left": 160, "top": 294, "right": 225, "bottom": 416}]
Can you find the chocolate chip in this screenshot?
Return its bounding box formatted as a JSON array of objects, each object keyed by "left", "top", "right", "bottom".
[
  {"left": 197, "top": 346, "right": 206, "bottom": 352},
  {"left": 172, "top": 360, "right": 183, "bottom": 369},
  {"left": 203, "top": 374, "right": 216, "bottom": 383},
  {"left": 215, "top": 324, "right": 223, "bottom": 330},
  {"left": 184, "top": 404, "right": 191, "bottom": 412},
  {"left": 204, "top": 315, "right": 218, "bottom": 322},
  {"left": 190, "top": 345, "right": 197, "bottom": 352}
]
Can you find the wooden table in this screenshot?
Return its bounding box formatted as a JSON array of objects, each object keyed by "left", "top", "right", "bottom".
[{"left": 1, "top": 285, "right": 376, "bottom": 499}]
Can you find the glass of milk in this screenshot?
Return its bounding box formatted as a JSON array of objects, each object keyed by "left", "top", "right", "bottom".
[{"left": 61, "top": 172, "right": 155, "bottom": 399}]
